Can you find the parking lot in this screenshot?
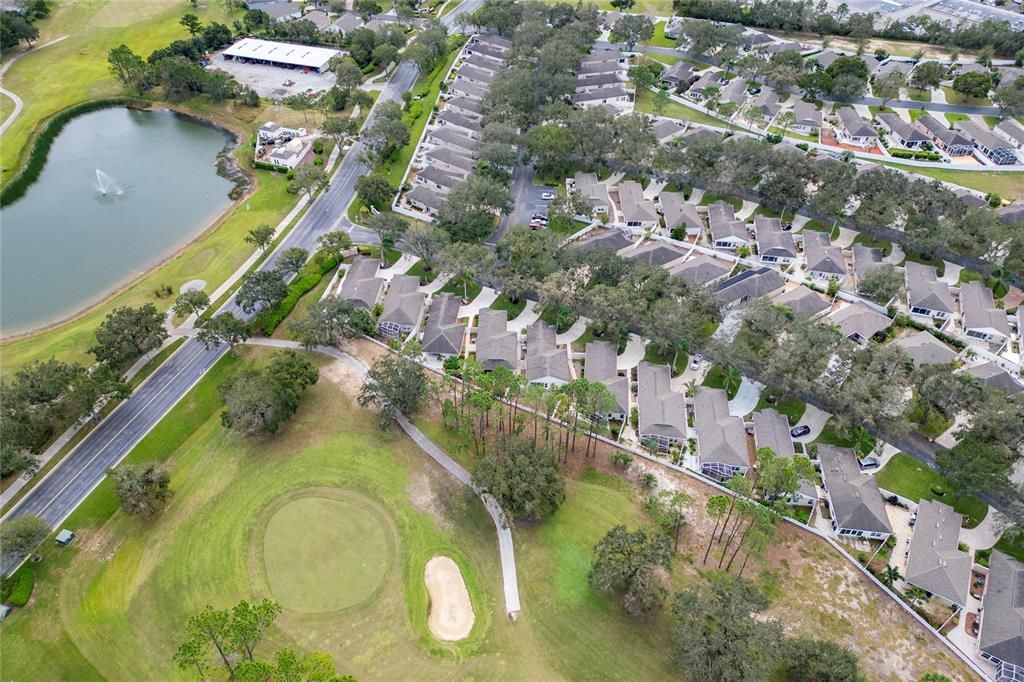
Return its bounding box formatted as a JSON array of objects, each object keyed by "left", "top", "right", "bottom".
[{"left": 209, "top": 50, "right": 338, "bottom": 98}]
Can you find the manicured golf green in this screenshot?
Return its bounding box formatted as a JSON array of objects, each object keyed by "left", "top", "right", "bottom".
[{"left": 261, "top": 494, "right": 391, "bottom": 613}]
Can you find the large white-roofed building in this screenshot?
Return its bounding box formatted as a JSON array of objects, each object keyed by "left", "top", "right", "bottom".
[{"left": 222, "top": 38, "right": 341, "bottom": 73}]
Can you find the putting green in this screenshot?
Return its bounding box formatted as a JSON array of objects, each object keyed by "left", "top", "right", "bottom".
[{"left": 262, "top": 494, "right": 390, "bottom": 613}]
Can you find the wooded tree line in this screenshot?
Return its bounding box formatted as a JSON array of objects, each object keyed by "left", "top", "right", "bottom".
[
  {"left": 673, "top": 0, "right": 1024, "bottom": 58},
  {"left": 0, "top": 0, "right": 47, "bottom": 50}
]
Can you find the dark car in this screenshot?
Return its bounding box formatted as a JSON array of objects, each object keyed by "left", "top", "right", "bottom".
[{"left": 790, "top": 425, "right": 811, "bottom": 438}]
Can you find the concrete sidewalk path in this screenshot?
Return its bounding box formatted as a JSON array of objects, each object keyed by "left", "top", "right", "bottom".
[{"left": 244, "top": 337, "right": 523, "bottom": 618}]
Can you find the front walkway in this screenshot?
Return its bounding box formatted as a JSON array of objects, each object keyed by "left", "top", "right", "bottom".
[{"left": 243, "top": 337, "right": 523, "bottom": 618}]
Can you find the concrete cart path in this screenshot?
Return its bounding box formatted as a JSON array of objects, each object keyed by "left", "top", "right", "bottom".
[
  {"left": 244, "top": 337, "right": 522, "bottom": 618},
  {"left": 0, "top": 35, "right": 70, "bottom": 136}
]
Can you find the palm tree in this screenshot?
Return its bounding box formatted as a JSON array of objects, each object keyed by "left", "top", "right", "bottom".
[
  {"left": 905, "top": 586, "right": 929, "bottom": 607},
  {"left": 880, "top": 565, "right": 902, "bottom": 588}
]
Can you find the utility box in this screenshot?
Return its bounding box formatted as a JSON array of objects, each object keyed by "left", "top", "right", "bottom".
[{"left": 55, "top": 529, "right": 76, "bottom": 547}]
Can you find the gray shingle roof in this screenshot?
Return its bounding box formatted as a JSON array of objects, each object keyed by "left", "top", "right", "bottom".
[
  {"left": 708, "top": 201, "right": 748, "bottom": 243},
  {"left": 427, "top": 127, "right": 481, "bottom": 154},
  {"left": 637, "top": 362, "right": 686, "bottom": 440},
  {"left": 957, "top": 120, "right": 1013, "bottom": 153},
  {"left": 714, "top": 267, "right": 784, "bottom": 304},
  {"left": 668, "top": 254, "right": 733, "bottom": 286},
  {"left": 404, "top": 185, "right": 447, "bottom": 212},
  {"left": 966, "top": 362, "right": 1024, "bottom": 395},
  {"left": 437, "top": 109, "right": 483, "bottom": 133},
  {"left": 852, "top": 244, "right": 890, "bottom": 284},
  {"left": 573, "top": 229, "right": 632, "bottom": 254},
  {"left": 446, "top": 96, "right": 486, "bottom": 117},
  {"left": 818, "top": 445, "right": 892, "bottom": 535},
  {"left": 828, "top": 302, "right": 893, "bottom": 343},
  {"left": 623, "top": 241, "right": 686, "bottom": 267},
  {"left": 330, "top": 11, "right": 364, "bottom": 33},
  {"left": 421, "top": 293, "right": 466, "bottom": 356},
  {"left": 773, "top": 286, "right": 831, "bottom": 317},
  {"left": 837, "top": 106, "right": 877, "bottom": 139},
  {"left": 792, "top": 99, "right": 821, "bottom": 128},
  {"left": 752, "top": 409, "right": 794, "bottom": 456},
  {"left": 804, "top": 230, "right": 846, "bottom": 276},
  {"left": 755, "top": 215, "right": 796, "bottom": 260},
  {"left": 996, "top": 118, "right": 1024, "bottom": 146},
  {"left": 694, "top": 387, "right": 749, "bottom": 468},
  {"left": 878, "top": 112, "right": 929, "bottom": 144},
  {"left": 917, "top": 114, "right": 973, "bottom": 148},
  {"left": 719, "top": 78, "right": 748, "bottom": 105},
  {"left": 660, "top": 192, "right": 702, "bottom": 232},
  {"left": 338, "top": 256, "right": 383, "bottom": 309},
  {"left": 660, "top": 61, "right": 693, "bottom": 84},
  {"left": 526, "top": 321, "right": 571, "bottom": 383},
  {"left": 585, "top": 340, "right": 628, "bottom": 414},
  {"left": 615, "top": 181, "right": 659, "bottom": 224},
  {"left": 573, "top": 85, "right": 629, "bottom": 103},
  {"left": 449, "top": 78, "right": 488, "bottom": 100},
  {"left": 462, "top": 53, "right": 503, "bottom": 73},
  {"left": 457, "top": 63, "right": 497, "bottom": 85},
  {"left": 476, "top": 308, "right": 518, "bottom": 371},
  {"left": 960, "top": 281, "right": 1010, "bottom": 337},
  {"left": 416, "top": 165, "right": 465, "bottom": 191},
  {"left": 651, "top": 118, "right": 686, "bottom": 143},
  {"left": 425, "top": 147, "right": 476, "bottom": 173},
  {"left": 979, "top": 550, "right": 1024, "bottom": 667},
  {"left": 905, "top": 261, "right": 953, "bottom": 314},
  {"left": 893, "top": 331, "right": 957, "bottom": 366},
  {"left": 378, "top": 274, "right": 424, "bottom": 328},
  {"left": 905, "top": 500, "right": 971, "bottom": 606}
]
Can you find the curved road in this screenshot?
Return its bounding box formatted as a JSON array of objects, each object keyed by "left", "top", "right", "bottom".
[
  {"left": 0, "top": 0, "right": 486, "bottom": 574},
  {"left": 0, "top": 35, "right": 70, "bottom": 136}
]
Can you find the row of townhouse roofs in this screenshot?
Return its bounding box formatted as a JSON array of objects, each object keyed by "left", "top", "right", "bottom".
[
  {"left": 244, "top": 0, "right": 418, "bottom": 32},
  {"left": 402, "top": 34, "right": 511, "bottom": 217}
]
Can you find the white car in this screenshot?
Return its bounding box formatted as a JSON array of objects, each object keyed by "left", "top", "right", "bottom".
[
  {"left": 540, "top": 191, "right": 554, "bottom": 200},
  {"left": 690, "top": 353, "right": 703, "bottom": 370}
]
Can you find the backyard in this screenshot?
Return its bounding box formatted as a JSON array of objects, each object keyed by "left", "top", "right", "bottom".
[{"left": 875, "top": 452, "right": 988, "bottom": 528}]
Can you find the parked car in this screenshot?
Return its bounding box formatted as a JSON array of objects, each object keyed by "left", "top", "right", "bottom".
[
  {"left": 909, "top": 513, "right": 917, "bottom": 527},
  {"left": 282, "top": 79, "right": 295, "bottom": 86},
  {"left": 689, "top": 353, "right": 703, "bottom": 370},
  {"left": 782, "top": 222, "right": 793, "bottom": 231},
  {"left": 540, "top": 191, "right": 554, "bottom": 200},
  {"left": 858, "top": 457, "right": 880, "bottom": 471},
  {"left": 790, "top": 425, "right": 811, "bottom": 438}
]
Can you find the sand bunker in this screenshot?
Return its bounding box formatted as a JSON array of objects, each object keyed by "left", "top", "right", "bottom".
[{"left": 424, "top": 556, "right": 474, "bottom": 641}]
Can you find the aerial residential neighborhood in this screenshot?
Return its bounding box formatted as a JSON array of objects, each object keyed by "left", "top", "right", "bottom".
[{"left": 0, "top": 0, "right": 1022, "bottom": 680}]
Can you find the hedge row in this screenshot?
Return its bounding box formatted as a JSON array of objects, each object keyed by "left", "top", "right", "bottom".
[
  {"left": 251, "top": 254, "right": 337, "bottom": 335},
  {"left": 1, "top": 98, "right": 148, "bottom": 207},
  {"left": 889, "top": 149, "right": 942, "bottom": 161},
  {"left": 253, "top": 160, "right": 289, "bottom": 173},
  {"left": 0, "top": 565, "right": 35, "bottom": 607}
]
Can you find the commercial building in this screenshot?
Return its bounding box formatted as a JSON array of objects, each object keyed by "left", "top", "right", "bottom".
[{"left": 222, "top": 38, "right": 342, "bottom": 73}]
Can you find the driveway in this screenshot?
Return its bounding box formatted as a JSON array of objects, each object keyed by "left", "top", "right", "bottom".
[
  {"left": 457, "top": 287, "right": 497, "bottom": 319},
  {"left": 555, "top": 317, "right": 589, "bottom": 346},
  {"left": 508, "top": 300, "right": 539, "bottom": 332},
  {"left": 487, "top": 159, "right": 553, "bottom": 244},
  {"left": 792, "top": 404, "right": 831, "bottom": 443},
  {"left": 617, "top": 334, "right": 646, "bottom": 371},
  {"left": 728, "top": 378, "right": 763, "bottom": 417}
]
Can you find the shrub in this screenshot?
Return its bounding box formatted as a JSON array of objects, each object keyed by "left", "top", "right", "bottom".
[
  {"left": 795, "top": 142, "right": 809, "bottom": 151},
  {"left": 251, "top": 254, "right": 337, "bottom": 335},
  {"left": 611, "top": 452, "right": 634, "bottom": 470},
  {"left": 253, "top": 160, "right": 289, "bottom": 173},
  {"left": 0, "top": 566, "right": 35, "bottom": 607},
  {"left": 931, "top": 484, "right": 946, "bottom": 497}
]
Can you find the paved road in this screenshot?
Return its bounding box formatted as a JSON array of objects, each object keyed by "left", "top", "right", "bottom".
[
  {"left": 622, "top": 42, "right": 1004, "bottom": 115},
  {"left": 0, "top": 0, "right": 488, "bottom": 575},
  {"left": 0, "top": 35, "right": 70, "bottom": 136}
]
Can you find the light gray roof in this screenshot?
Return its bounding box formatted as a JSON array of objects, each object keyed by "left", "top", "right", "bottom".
[
  {"left": 893, "top": 331, "right": 957, "bottom": 366},
  {"left": 752, "top": 409, "right": 794, "bottom": 456},
  {"left": 585, "top": 341, "right": 628, "bottom": 414},
  {"left": 449, "top": 78, "right": 488, "bottom": 100},
  {"left": 818, "top": 445, "right": 892, "bottom": 535},
  {"left": 714, "top": 267, "right": 784, "bottom": 304},
  {"left": 579, "top": 59, "right": 625, "bottom": 76},
  {"left": 476, "top": 308, "right": 517, "bottom": 371},
  {"left": 708, "top": 201, "right": 747, "bottom": 243},
  {"left": 615, "top": 181, "right": 659, "bottom": 223},
  {"left": 437, "top": 109, "right": 483, "bottom": 133},
  {"left": 576, "top": 72, "right": 628, "bottom": 90},
  {"left": 966, "top": 362, "right": 1024, "bottom": 395},
  {"left": 668, "top": 254, "right": 733, "bottom": 286},
  {"left": 811, "top": 49, "right": 841, "bottom": 68},
  {"left": 905, "top": 500, "right": 971, "bottom": 606},
  {"left": 378, "top": 274, "right": 425, "bottom": 328},
  {"left": 917, "top": 114, "right": 973, "bottom": 148},
  {"left": 774, "top": 286, "right": 831, "bottom": 317},
  {"left": 445, "top": 96, "right": 486, "bottom": 117},
  {"left": 462, "top": 52, "right": 503, "bottom": 73},
  {"left": 457, "top": 63, "right": 497, "bottom": 85},
  {"left": 526, "top": 321, "right": 571, "bottom": 383},
  {"left": 979, "top": 550, "right": 1024, "bottom": 667},
  {"left": 694, "top": 387, "right": 749, "bottom": 468},
  {"left": 651, "top": 118, "right": 686, "bottom": 143},
  {"left": 404, "top": 185, "right": 447, "bottom": 212},
  {"left": 875, "top": 60, "right": 913, "bottom": 77},
  {"left": 573, "top": 171, "right": 610, "bottom": 210},
  {"left": 330, "top": 11, "right": 363, "bottom": 33},
  {"left": 427, "top": 127, "right": 481, "bottom": 153},
  {"left": 852, "top": 244, "right": 890, "bottom": 284},
  {"left": 906, "top": 261, "right": 953, "bottom": 314},
  {"left": 837, "top": 106, "right": 877, "bottom": 139},
  {"left": 996, "top": 118, "right": 1024, "bottom": 146},
  {"left": 264, "top": 2, "right": 301, "bottom": 19},
  {"left": 792, "top": 99, "right": 821, "bottom": 128},
  {"left": 960, "top": 281, "right": 1010, "bottom": 337},
  {"left": 804, "top": 230, "right": 846, "bottom": 275},
  {"left": 573, "top": 229, "right": 632, "bottom": 254},
  {"left": 755, "top": 215, "right": 795, "bottom": 259},
  {"left": 661, "top": 192, "right": 702, "bottom": 232},
  {"left": 878, "top": 112, "right": 928, "bottom": 144},
  {"left": 573, "top": 85, "right": 629, "bottom": 103},
  {"left": 425, "top": 147, "right": 476, "bottom": 173},
  {"left": 660, "top": 60, "right": 693, "bottom": 83},
  {"left": 466, "top": 42, "right": 506, "bottom": 60},
  {"left": 583, "top": 48, "right": 625, "bottom": 64},
  {"left": 719, "top": 78, "right": 748, "bottom": 105},
  {"left": 687, "top": 71, "right": 720, "bottom": 96},
  {"left": 998, "top": 203, "right": 1024, "bottom": 225},
  {"left": 416, "top": 165, "right": 464, "bottom": 191},
  {"left": 957, "top": 120, "right": 1013, "bottom": 152},
  {"left": 750, "top": 88, "right": 781, "bottom": 117},
  {"left": 300, "top": 10, "right": 330, "bottom": 30},
  {"left": 338, "top": 256, "right": 383, "bottom": 309},
  {"left": 421, "top": 293, "right": 466, "bottom": 356},
  {"left": 828, "top": 302, "right": 893, "bottom": 342},
  {"left": 474, "top": 34, "right": 511, "bottom": 51},
  {"left": 637, "top": 362, "right": 687, "bottom": 440},
  {"left": 623, "top": 241, "right": 686, "bottom": 267}
]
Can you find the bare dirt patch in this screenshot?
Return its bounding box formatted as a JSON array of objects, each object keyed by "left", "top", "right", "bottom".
[
  {"left": 424, "top": 555, "right": 475, "bottom": 641},
  {"left": 319, "top": 358, "right": 364, "bottom": 399}
]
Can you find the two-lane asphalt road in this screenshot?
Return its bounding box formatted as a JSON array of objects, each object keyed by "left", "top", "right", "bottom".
[{"left": 0, "top": 1, "right": 488, "bottom": 575}]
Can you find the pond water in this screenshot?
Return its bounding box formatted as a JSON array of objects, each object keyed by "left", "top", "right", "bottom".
[{"left": 1, "top": 107, "right": 235, "bottom": 335}]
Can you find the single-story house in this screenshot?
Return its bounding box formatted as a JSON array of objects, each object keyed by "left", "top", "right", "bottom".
[
  {"left": 772, "top": 285, "right": 831, "bottom": 317},
  {"left": 877, "top": 112, "right": 929, "bottom": 149},
  {"left": 916, "top": 114, "right": 974, "bottom": 156},
  {"left": 905, "top": 261, "right": 954, "bottom": 322},
  {"left": 651, "top": 118, "right": 686, "bottom": 145},
  {"left": 748, "top": 88, "right": 781, "bottom": 120},
  {"left": 404, "top": 185, "right": 447, "bottom": 216},
  {"left": 448, "top": 77, "right": 489, "bottom": 101},
  {"left": 436, "top": 109, "right": 483, "bottom": 138},
  {"left": 791, "top": 100, "right": 821, "bottom": 132},
  {"left": 327, "top": 11, "right": 364, "bottom": 35},
  {"left": 714, "top": 267, "right": 785, "bottom": 304},
  {"left": 809, "top": 49, "right": 842, "bottom": 70},
  {"left": 421, "top": 293, "right": 466, "bottom": 358},
  {"left": 753, "top": 408, "right": 815, "bottom": 505},
  {"left": 874, "top": 60, "right": 913, "bottom": 78},
  {"left": 827, "top": 302, "right": 893, "bottom": 346},
  {"left": 852, "top": 244, "right": 891, "bottom": 293},
  {"left": 637, "top": 362, "right": 687, "bottom": 452},
  {"left": 377, "top": 274, "right": 425, "bottom": 339},
  {"left": 445, "top": 96, "right": 486, "bottom": 117},
  {"left": 457, "top": 63, "right": 497, "bottom": 87},
  {"left": 623, "top": 241, "right": 687, "bottom": 267},
  {"left": 719, "top": 78, "right": 748, "bottom": 107},
  {"left": 571, "top": 229, "right": 633, "bottom": 254},
  {"left": 694, "top": 387, "right": 750, "bottom": 481},
  {"left": 573, "top": 85, "right": 630, "bottom": 108},
  {"left": 979, "top": 551, "right": 1024, "bottom": 681},
  {"left": 904, "top": 500, "right": 972, "bottom": 607},
  {"left": 659, "top": 61, "right": 693, "bottom": 88},
  {"left": 299, "top": 9, "right": 330, "bottom": 30},
  {"left": 570, "top": 171, "right": 611, "bottom": 215},
  {"left": 584, "top": 341, "right": 629, "bottom": 421},
  {"left": 667, "top": 254, "right": 733, "bottom": 287},
  {"left": 707, "top": 201, "right": 750, "bottom": 250},
  {"left": 475, "top": 308, "right": 518, "bottom": 371},
  {"left": 835, "top": 107, "right": 878, "bottom": 147},
  {"left": 755, "top": 215, "right": 796, "bottom": 266},
  {"left": 613, "top": 181, "right": 659, "bottom": 229},
  {"left": 526, "top": 321, "right": 571, "bottom": 389},
  {"left": 893, "top": 330, "right": 957, "bottom": 366},
  {"left": 686, "top": 71, "right": 721, "bottom": 101},
  {"left": 965, "top": 362, "right": 1024, "bottom": 395},
  {"left": 803, "top": 230, "right": 846, "bottom": 280},
  {"left": 424, "top": 147, "right": 477, "bottom": 175},
  {"left": 956, "top": 120, "right": 1019, "bottom": 165},
  {"left": 998, "top": 203, "right": 1024, "bottom": 225},
  {"left": 264, "top": 2, "right": 302, "bottom": 22},
  {"left": 338, "top": 256, "right": 383, "bottom": 309},
  {"left": 740, "top": 31, "right": 773, "bottom": 51},
  {"left": 818, "top": 445, "right": 892, "bottom": 541},
  {"left": 426, "top": 127, "right": 481, "bottom": 155},
  {"left": 960, "top": 280, "right": 1011, "bottom": 345},
  {"left": 994, "top": 118, "right": 1024, "bottom": 150},
  {"left": 660, "top": 192, "right": 703, "bottom": 236},
  {"left": 415, "top": 165, "right": 464, "bottom": 193}
]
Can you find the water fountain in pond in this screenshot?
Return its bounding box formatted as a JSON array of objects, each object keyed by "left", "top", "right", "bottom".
[{"left": 95, "top": 169, "right": 122, "bottom": 196}]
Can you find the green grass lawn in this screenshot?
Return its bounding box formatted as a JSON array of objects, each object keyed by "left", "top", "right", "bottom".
[
  {"left": 643, "top": 345, "right": 688, "bottom": 377},
  {"left": 406, "top": 259, "right": 440, "bottom": 285},
  {"left": 699, "top": 192, "right": 744, "bottom": 211},
  {"left": 957, "top": 268, "right": 1009, "bottom": 299},
  {"left": 488, "top": 292, "right": 528, "bottom": 320},
  {"left": 644, "top": 51, "right": 684, "bottom": 66},
  {"left": 877, "top": 162, "right": 1024, "bottom": 202},
  {"left": 548, "top": 216, "right": 590, "bottom": 239},
  {"left": 701, "top": 365, "right": 740, "bottom": 399},
  {"left": 906, "top": 87, "right": 932, "bottom": 102},
  {"left": 853, "top": 232, "right": 894, "bottom": 257},
  {"left": 908, "top": 109, "right": 928, "bottom": 122},
  {"left": 875, "top": 453, "right": 988, "bottom": 528},
  {"left": 634, "top": 88, "right": 742, "bottom": 131},
  {"left": 812, "top": 418, "right": 876, "bottom": 456},
  {"left": 645, "top": 22, "right": 677, "bottom": 48},
  {"left": 994, "top": 528, "right": 1024, "bottom": 563},
  {"left": 982, "top": 115, "right": 1001, "bottom": 128},
  {"left": 941, "top": 87, "right": 990, "bottom": 107},
  {"left": 752, "top": 391, "right": 806, "bottom": 426},
  {"left": 904, "top": 399, "right": 952, "bottom": 440},
  {"left": 944, "top": 112, "right": 970, "bottom": 126},
  {"left": 769, "top": 125, "right": 818, "bottom": 143},
  {"left": 440, "top": 274, "right": 483, "bottom": 302}
]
